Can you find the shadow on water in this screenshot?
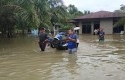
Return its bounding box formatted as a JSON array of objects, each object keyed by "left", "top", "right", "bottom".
[{"left": 0, "top": 34, "right": 125, "bottom": 80}]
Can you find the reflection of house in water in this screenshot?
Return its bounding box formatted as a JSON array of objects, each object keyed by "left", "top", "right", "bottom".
[{"left": 70, "top": 11, "right": 125, "bottom": 34}]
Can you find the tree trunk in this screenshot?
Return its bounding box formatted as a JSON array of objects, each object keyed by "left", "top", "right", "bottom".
[
  {"left": 7, "top": 28, "right": 14, "bottom": 38},
  {"left": 22, "top": 29, "right": 25, "bottom": 35},
  {"left": 1, "top": 28, "right": 7, "bottom": 38}
]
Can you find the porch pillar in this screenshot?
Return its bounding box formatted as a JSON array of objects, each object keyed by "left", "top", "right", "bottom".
[
  {"left": 124, "top": 24, "right": 125, "bottom": 32},
  {"left": 91, "top": 22, "right": 94, "bottom": 34},
  {"left": 79, "top": 22, "right": 82, "bottom": 34}
]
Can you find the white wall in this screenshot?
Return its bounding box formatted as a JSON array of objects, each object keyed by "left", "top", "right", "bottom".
[
  {"left": 79, "top": 22, "right": 82, "bottom": 34},
  {"left": 91, "top": 22, "right": 94, "bottom": 34},
  {"left": 100, "top": 19, "right": 113, "bottom": 34},
  {"left": 78, "top": 19, "right": 114, "bottom": 34},
  {"left": 124, "top": 24, "right": 125, "bottom": 32}
]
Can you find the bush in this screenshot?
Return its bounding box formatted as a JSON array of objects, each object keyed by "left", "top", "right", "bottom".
[{"left": 60, "top": 25, "right": 73, "bottom": 31}]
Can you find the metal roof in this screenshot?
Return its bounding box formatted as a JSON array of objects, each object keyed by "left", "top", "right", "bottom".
[{"left": 74, "top": 11, "right": 125, "bottom": 20}]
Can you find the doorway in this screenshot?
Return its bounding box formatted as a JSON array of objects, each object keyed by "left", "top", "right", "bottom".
[
  {"left": 82, "top": 24, "right": 91, "bottom": 34},
  {"left": 113, "top": 25, "right": 124, "bottom": 33},
  {"left": 94, "top": 21, "right": 100, "bottom": 30}
]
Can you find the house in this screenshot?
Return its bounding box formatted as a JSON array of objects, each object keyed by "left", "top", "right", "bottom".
[{"left": 70, "top": 11, "right": 125, "bottom": 34}]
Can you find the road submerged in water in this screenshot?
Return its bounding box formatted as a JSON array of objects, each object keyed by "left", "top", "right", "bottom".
[{"left": 0, "top": 35, "right": 125, "bottom": 80}]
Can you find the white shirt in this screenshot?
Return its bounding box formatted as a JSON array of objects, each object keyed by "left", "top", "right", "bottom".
[{"left": 77, "top": 39, "right": 80, "bottom": 43}]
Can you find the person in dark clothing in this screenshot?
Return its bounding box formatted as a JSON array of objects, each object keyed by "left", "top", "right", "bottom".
[
  {"left": 38, "top": 28, "right": 48, "bottom": 51},
  {"left": 76, "top": 39, "right": 79, "bottom": 48},
  {"left": 98, "top": 29, "right": 105, "bottom": 41}
]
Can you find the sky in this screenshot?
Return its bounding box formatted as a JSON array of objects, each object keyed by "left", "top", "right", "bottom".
[{"left": 63, "top": 0, "right": 125, "bottom": 12}]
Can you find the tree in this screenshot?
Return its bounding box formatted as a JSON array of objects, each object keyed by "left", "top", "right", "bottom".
[
  {"left": 47, "top": 0, "right": 69, "bottom": 31},
  {"left": 67, "top": 4, "right": 84, "bottom": 19},
  {"left": 114, "top": 4, "right": 125, "bottom": 27},
  {"left": 0, "top": 1, "right": 29, "bottom": 37},
  {"left": 0, "top": 0, "right": 85, "bottom": 38},
  {"left": 120, "top": 4, "right": 125, "bottom": 12}
]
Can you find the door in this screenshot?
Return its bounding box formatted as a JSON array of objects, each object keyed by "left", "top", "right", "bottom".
[
  {"left": 82, "top": 25, "right": 91, "bottom": 34},
  {"left": 113, "top": 25, "right": 124, "bottom": 33}
]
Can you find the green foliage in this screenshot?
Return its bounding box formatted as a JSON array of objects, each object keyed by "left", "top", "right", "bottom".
[
  {"left": 114, "top": 4, "right": 125, "bottom": 27},
  {"left": 60, "top": 25, "right": 73, "bottom": 31},
  {"left": 0, "top": 0, "right": 85, "bottom": 37},
  {"left": 114, "top": 18, "right": 125, "bottom": 27},
  {"left": 67, "top": 4, "right": 83, "bottom": 18}
]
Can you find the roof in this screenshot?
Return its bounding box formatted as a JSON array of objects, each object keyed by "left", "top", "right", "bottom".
[
  {"left": 68, "top": 20, "right": 77, "bottom": 23},
  {"left": 74, "top": 11, "right": 125, "bottom": 20}
]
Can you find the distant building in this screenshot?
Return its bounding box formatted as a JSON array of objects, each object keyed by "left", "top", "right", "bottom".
[{"left": 70, "top": 11, "right": 125, "bottom": 34}]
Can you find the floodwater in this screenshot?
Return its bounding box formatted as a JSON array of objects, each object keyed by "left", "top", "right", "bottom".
[{"left": 0, "top": 35, "right": 125, "bottom": 80}]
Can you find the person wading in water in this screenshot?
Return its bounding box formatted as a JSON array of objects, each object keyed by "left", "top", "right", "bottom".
[
  {"left": 66, "top": 29, "right": 78, "bottom": 54},
  {"left": 38, "top": 27, "right": 48, "bottom": 51},
  {"left": 98, "top": 28, "right": 105, "bottom": 42}
]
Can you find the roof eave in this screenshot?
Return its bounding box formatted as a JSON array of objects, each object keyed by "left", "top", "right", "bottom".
[{"left": 73, "top": 16, "right": 125, "bottom": 20}]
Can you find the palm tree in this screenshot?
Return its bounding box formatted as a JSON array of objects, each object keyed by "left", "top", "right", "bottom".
[
  {"left": 0, "top": 0, "right": 83, "bottom": 37},
  {"left": 0, "top": 2, "right": 29, "bottom": 37}
]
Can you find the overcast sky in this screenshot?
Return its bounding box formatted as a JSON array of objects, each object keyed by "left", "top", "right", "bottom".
[{"left": 63, "top": 0, "right": 125, "bottom": 12}]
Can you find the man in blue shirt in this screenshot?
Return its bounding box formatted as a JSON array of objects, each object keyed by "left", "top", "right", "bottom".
[{"left": 66, "top": 29, "right": 77, "bottom": 54}]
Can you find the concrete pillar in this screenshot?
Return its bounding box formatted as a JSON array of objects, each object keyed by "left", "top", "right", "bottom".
[
  {"left": 53, "top": 26, "right": 58, "bottom": 36},
  {"left": 79, "top": 22, "right": 82, "bottom": 34},
  {"left": 100, "top": 19, "right": 113, "bottom": 34},
  {"left": 124, "top": 24, "right": 125, "bottom": 32},
  {"left": 91, "top": 22, "right": 94, "bottom": 34},
  {"left": 53, "top": 26, "right": 56, "bottom": 36}
]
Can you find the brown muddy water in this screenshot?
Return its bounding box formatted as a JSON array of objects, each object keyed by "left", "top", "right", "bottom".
[{"left": 0, "top": 35, "right": 125, "bottom": 80}]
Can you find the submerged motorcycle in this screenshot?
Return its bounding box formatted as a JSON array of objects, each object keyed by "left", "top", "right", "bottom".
[{"left": 50, "top": 32, "right": 68, "bottom": 50}]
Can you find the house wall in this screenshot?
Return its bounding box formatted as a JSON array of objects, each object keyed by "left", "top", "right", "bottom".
[
  {"left": 78, "top": 21, "right": 92, "bottom": 34},
  {"left": 78, "top": 19, "right": 114, "bottom": 34},
  {"left": 100, "top": 19, "right": 113, "bottom": 34}
]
